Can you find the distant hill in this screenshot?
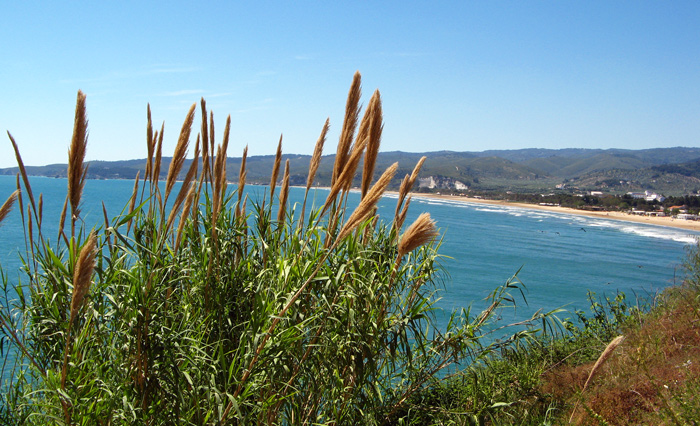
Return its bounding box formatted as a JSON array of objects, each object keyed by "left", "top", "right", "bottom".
[{"left": 3, "top": 147, "right": 700, "bottom": 196}]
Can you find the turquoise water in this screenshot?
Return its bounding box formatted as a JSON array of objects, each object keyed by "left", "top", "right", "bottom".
[{"left": 1, "top": 175, "right": 698, "bottom": 326}]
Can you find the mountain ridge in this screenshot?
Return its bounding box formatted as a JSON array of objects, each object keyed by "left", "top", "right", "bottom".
[{"left": 3, "top": 147, "right": 700, "bottom": 195}]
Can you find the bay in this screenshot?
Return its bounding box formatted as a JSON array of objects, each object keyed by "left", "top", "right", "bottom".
[{"left": 1, "top": 175, "right": 698, "bottom": 328}]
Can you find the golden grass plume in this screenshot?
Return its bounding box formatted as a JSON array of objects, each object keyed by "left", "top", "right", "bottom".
[
  {"left": 336, "top": 162, "right": 397, "bottom": 241},
  {"left": 398, "top": 212, "right": 438, "bottom": 258},
  {"left": 277, "top": 160, "right": 290, "bottom": 223},
  {"left": 0, "top": 189, "right": 20, "bottom": 226},
  {"left": 583, "top": 335, "right": 625, "bottom": 391},
  {"left": 146, "top": 104, "right": 154, "bottom": 180},
  {"left": 165, "top": 103, "right": 195, "bottom": 202},
  {"left": 68, "top": 91, "right": 89, "bottom": 226},
  {"left": 332, "top": 71, "right": 362, "bottom": 187},
  {"left": 306, "top": 119, "right": 329, "bottom": 193},
  {"left": 269, "top": 136, "right": 283, "bottom": 203},
  {"left": 69, "top": 231, "right": 97, "bottom": 324},
  {"left": 361, "top": 90, "right": 383, "bottom": 198},
  {"left": 8, "top": 132, "right": 37, "bottom": 218},
  {"left": 152, "top": 124, "right": 164, "bottom": 184}
]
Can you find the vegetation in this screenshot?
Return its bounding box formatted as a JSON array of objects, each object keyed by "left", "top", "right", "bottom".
[
  {"left": 0, "top": 74, "right": 558, "bottom": 425},
  {"left": 396, "top": 247, "right": 700, "bottom": 425}
]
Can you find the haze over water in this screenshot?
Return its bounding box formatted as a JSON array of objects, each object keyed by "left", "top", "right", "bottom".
[{"left": 1, "top": 176, "right": 697, "bottom": 328}]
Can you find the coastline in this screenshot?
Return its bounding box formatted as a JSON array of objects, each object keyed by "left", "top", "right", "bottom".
[{"left": 397, "top": 192, "right": 700, "bottom": 233}]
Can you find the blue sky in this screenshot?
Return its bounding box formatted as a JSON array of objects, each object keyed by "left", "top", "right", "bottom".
[{"left": 1, "top": 1, "right": 699, "bottom": 168}]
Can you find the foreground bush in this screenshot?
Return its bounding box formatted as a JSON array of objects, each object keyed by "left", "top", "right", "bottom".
[{"left": 0, "top": 73, "right": 552, "bottom": 425}]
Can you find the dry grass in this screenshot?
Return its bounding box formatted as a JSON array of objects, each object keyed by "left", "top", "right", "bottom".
[
  {"left": 540, "top": 285, "right": 700, "bottom": 425},
  {"left": 269, "top": 136, "right": 283, "bottom": 204},
  {"left": 361, "top": 90, "right": 383, "bottom": 198},
  {"left": 0, "top": 189, "right": 19, "bottom": 226},
  {"left": 398, "top": 213, "right": 438, "bottom": 259},
  {"left": 69, "top": 231, "right": 98, "bottom": 324},
  {"left": 68, "top": 91, "right": 89, "bottom": 229},
  {"left": 165, "top": 103, "right": 195, "bottom": 203},
  {"left": 332, "top": 71, "right": 361, "bottom": 187},
  {"left": 277, "top": 159, "right": 290, "bottom": 223},
  {"left": 336, "top": 162, "right": 398, "bottom": 241}
]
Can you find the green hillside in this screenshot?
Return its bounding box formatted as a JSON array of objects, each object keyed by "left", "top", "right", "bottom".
[{"left": 3, "top": 147, "right": 700, "bottom": 195}]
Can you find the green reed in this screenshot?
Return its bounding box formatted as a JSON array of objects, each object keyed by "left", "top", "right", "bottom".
[{"left": 0, "top": 73, "right": 557, "bottom": 425}]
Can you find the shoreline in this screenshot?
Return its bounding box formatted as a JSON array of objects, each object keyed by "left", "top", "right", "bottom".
[{"left": 397, "top": 192, "right": 700, "bottom": 233}]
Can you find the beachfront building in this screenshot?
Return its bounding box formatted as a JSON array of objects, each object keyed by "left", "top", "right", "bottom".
[{"left": 627, "top": 191, "right": 665, "bottom": 203}]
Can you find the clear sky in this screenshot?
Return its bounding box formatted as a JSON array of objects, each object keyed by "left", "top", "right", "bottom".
[{"left": 1, "top": 1, "right": 699, "bottom": 168}]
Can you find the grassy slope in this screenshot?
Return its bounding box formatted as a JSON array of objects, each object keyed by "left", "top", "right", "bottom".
[{"left": 408, "top": 249, "right": 700, "bottom": 425}]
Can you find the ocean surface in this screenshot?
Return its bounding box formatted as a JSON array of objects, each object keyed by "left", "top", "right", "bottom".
[{"left": 1, "top": 175, "right": 699, "bottom": 329}]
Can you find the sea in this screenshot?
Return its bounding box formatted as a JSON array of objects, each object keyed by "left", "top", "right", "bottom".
[{"left": 1, "top": 175, "right": 698, "bottom": 330}]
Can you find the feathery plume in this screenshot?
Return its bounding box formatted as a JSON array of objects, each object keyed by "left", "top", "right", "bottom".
[
  {"left": 8, "top": 132, "right": 37, "bottom": 219},
  {"left": 361, "top": 90, "right": 383, "bottom": 198},
  {"left": 200, "top": 99, "right": 209, "bottom": 182},
  {"left": 395, "top": 195, "right": 411, "bottom": 232},
  {"left": 306, "top": 119, "right": 328, "bottom": 193},
  {"left": 332, "top": 72, "right": 362, "bottom": 187},
  {"left": 322, "top": 128, "right": 368, "bottom": 214},
  {"left": 58, "top": 195, "right": 68, "bottom": 242},
  {"left": 269, "top": 136, "right": 283, "bottom": 204},
  {"left": 0, "top": 189, "right": 19, "bottom": 226},
  {"left": 237, "top": 146, "right": 248, "bottom": 219},
  {"left": 299, "top": 119, "right": 328, "bottom": 227},
  {"left": 146, "top": 104, "right": 154, "bottom": 181},
  {"left": 165, "top": 103, "right": 195, "bottom": 202},
  {"left": 209, "top": 111, "right": 215, "bottom": 179},
  {"left": 398, "top": 213, "right": 438, "bottom": 258},
  {"left": 68, "top": 90, "right": 89, "bottom": 231},
  {"left": 167, "top": 139, "right": 200, "bottom": 233},
  {"left": 127, "top": 171, "right": 140, "bottom": 234},
  {"left": 395, "top": 156, "right": 426, "bottom": 219},
  {"left": 211, "top": 144, "right": 224, "bottom": 247},
  {"left": 570, "top": 335, "right": 626, "bottom": 422},
  {"left": 175, "top": 182, "right": 196, "bottom": 253},
  {"left": 37, "top": 193, "right": 43, "bottom": 230},
  {"left": 583, "top": 335, "right": 625, "bottom": 392},
  {"left": 336, "top": 162, "right": 397, "bottom": 241},
  {"left": 152, "top": 125, "right": 164, "bottom": 185},
  {"left": 277, "top": 160, "right": 290, "bottom": 223},
  {"left": 69, "top": 232, "right": 97, "bottom": 324}
]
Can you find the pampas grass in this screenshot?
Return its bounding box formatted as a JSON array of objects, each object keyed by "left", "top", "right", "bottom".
[
  {"left": 299, "top": 119, "right": 328, "bottom": 228},
  {"left": 127, "top": 171, "right": 140, "bottom": 234},
  {"left": 165, "top": 103, "right": 195, "bottom": 203},
  {"left": 237, "top": 146, "right": 248, "bottom": 221},
  {"left": 361, "top": 90, "right": 383, "bottom": 198},
  {"left": 146, "top": 105, "right": 154, "bottom": 181},
  {"left": 395, "top": 156, "right": 426, "bottom": 223},
  {"left": 583, "top": 335, "right": 625, "bottom": 392},
  {"left": 2, "top": 76, "right": 542, "bottom": 426},
  {"left": 570, "top": 335, "right": 626, "bottom": 422},
  {"left": 69, "top": 232, "right": 98, "bottom": 324},
  {"left": 68, "top": 91, "right": 89, "bottom": 236},
  {"left": 398, "top": 213, "right": 438, "bottom": 259},
  {"left": 200, "top": 99, "right": 210, "bottom": 183},
  {"left": 277, "top": 160, "right": 290, "bottom": 224},
  {"left": 269, "top": 136, "right": 283, "bottom": 204},
  {"left": 332, "top": 71, "right": 361, "bottom": 187},
  {"left": 336, "top": 162, "right": 398, "bottom": 242},
  {"left": 0, "top": 189, "right": 19, "bottom": 226},
  {"left": 7, "top": 132, "right": 37, "bottom": 221},
  {"left": 152, "top": 125, "right": 164, "bottom": 185}
]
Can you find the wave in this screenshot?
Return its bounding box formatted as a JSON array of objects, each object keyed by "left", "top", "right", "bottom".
[{"left": 411, "top": 196, "right": 700, "bottom": 244}]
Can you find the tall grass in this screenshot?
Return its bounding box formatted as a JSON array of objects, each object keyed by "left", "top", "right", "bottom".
[{"left": 0, "top": 73, "right": 554, "bottom": 425}]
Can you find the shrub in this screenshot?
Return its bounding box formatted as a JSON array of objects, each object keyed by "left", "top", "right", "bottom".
[{"left": 0, "top": 73, "right": 553, "bottom": 425}]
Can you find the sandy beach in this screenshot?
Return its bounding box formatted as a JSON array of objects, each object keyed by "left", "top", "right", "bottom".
[{"left": 402, "top": 192, "right": 700, "bottom": 233}]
